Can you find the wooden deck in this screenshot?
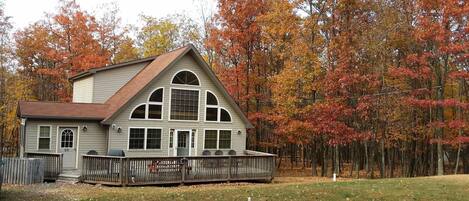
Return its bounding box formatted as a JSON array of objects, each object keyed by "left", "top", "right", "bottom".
[{"left": 81, "top": 150, "right": 276, "bottom": 186}]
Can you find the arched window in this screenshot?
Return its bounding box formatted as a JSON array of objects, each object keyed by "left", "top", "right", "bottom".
[
  {"left": 220, "top": 108, "right": 231, "bottom": 122},
  {"left": 130, "top": 104, "right": 146, "bottom": 119},
  {"left": 148, "top": 88, "right": 163, "bottom": 119},
  {"left": 61, "top": 129, "right": 74, "bottom": 148},
  {"left": 171, "top": 70, "right": 199, "bottom": 86},
  {"left": 205, "top": 90, "right": 231, "bottom": 122}
]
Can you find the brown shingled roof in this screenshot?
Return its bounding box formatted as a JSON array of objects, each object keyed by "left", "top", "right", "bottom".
[{"left": 18, "top": 101, "right": 108, "bottom": 120}]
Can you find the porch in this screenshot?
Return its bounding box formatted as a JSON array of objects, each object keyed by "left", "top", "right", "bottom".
[
  {"left": 81, "top": 150, "right": 275, "bottom": 186},
  {"left": 26, "top": 150, "right": 276, "bottom": 186}
]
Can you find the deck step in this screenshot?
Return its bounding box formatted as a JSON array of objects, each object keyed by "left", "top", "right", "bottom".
[{"left": 57, "top": 172, "right": 80, "bottom": 184}]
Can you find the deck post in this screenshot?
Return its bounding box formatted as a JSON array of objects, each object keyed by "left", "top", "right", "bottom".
[
  {"left": 119, "top": 158, "right": 124, "bottom": 186},
  {"left": 228, "top": 156, "right": 232, "bottom": 182},
  {"left": 181, "top": 157, "right": 186, "bottom": 185}
]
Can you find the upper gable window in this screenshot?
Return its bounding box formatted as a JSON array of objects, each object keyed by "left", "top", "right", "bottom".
[
  {"left": 131, "top": 104, "right": 146, "bottom": 119},
  {"left": 130, "top": 88, "right": 164, "bottom": 120},
  {"left": 205, "top": 90, "right": 231, "bottom": 123},
  {"left": 172, "top": 70, "right": 199, "bottom": 86}
]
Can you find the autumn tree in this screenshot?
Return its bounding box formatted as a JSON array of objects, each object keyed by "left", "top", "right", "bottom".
[{"left": 138, "top": 14, "right": 201, "bottom": 57}]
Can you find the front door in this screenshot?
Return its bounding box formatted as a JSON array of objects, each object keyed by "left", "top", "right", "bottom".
[
  {"left": 59, "top": 127, "right": 77, "bottom": 169},
  {"left": 175, "top": 130, "right": 190, "bottom": 156}
]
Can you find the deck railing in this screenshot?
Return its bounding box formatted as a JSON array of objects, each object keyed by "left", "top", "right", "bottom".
[
  {"left": 24, "top": 152, "right": 63, "bottom": 180},
  {"left": 81, "top": 151, "right": 275, "bottom": 186}
]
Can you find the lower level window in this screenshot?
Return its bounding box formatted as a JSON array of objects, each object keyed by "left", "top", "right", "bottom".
[
  {"left": 204, "top": 129, "right": 231, "bottom": 149},
  {"left": 38, "top": 126, "right": 51, "bottom": 149},
  {"left": 129, "top": 128, "right": 162, "bottom": 150},
  {"left": 129, "top": 128, "right": 145, "bottom": 149}
]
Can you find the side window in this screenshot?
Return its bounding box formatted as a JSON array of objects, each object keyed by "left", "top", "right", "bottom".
[
  {"left": 38, "top": 126, "right": 51, "bottom": 149},
  {"left": 204, "top": 130, "right": 218, "bottom": 149},
  {"left": 205, "top": 91, "right": 232, "bottom": 122},
  {"left": 130, "top": 88, "right": 164, "bottom": 120},
  {"left": 129, "top": 128, "right": 145, "bottom": 149},
  {"left": 130, "top": 104, "right": 146, "bottom": 119},
  {"left": 204, "top": 129, "right": 232, "bottom": 149},
  {"left": 146, "top": 129, "right": 162, "bottom": 149},
  {"left": 148, "top": 88, "right": 163, "bottom": 120}
]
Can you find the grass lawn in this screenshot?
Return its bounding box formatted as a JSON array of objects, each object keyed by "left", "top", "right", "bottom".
[{"left": 1, "top": 175, "right": 469, "bottom": 201}]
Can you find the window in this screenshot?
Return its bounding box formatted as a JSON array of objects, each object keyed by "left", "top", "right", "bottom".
[
  {"left": 205, "top": 91, "right": 232, "bottom": 122},
  {"left": 172, "top": 70, "right": 199, "bottom": 85},
  {"left": 204, "top": 130, "right": 217, "bottom": 149},
  {"left": 129, "top": 128, "right": 145, "bottom": 149},
  {"left": 220, "top": 109, "right": 231, "bottom": 122},
  {"left": 149, "top": 88, "right": 163, "bottom": 102},
  {"left": 38, "top": 126, "right": 51, "bottom": 149},
  {"left": 219, "top": 130, "right": 231, "bottom": 149},
  {"left": 146, "top": 129, "right": 162, "bottom": 149},
  {"left": 129, "top": 128, "right": 162, "bottom": 150},
  {"left": 170, "top": 89, "right": 199, "bottom": 120},
  {"left": 205, "top": 107, "right": 218, "bottom": 121},
  {"left": 130, "top": 88, "right": 164, "bottom": 120},
  {"left": 191, "top": 129, "right": 196, "bottom": 148},
  {"left": 61, "top": 129, "right": 74, "bottom": 148},
  {"left": 206, "top": 92, "right": 218, "bottom": 105},
  {"left": 169, "top": 129, "right": 174, "bottom": 148},
  {"left": 204, "top": 129, "right": 231, "bottom": 149},
  {"left": 130, "top": 104, "right": 146, "bottom": 119},
  {"left": 148, "top": 88, "right": 163, "bottom": 119}
]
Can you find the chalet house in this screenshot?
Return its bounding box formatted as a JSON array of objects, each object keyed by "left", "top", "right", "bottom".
[{"left": 17, "top": 45, "right": 253, "bottom": 171}]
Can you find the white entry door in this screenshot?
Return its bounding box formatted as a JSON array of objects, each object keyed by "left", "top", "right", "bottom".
[
  {"left": 59, "top": 127, "right": 77, "bottom": 169},
  {"left": 174, "top": 130, "right": 191, "bottom": 156}
]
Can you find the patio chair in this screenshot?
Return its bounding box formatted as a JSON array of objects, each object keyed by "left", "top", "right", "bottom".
[
  {"left": 214, "top": 150, "right": 223, "bottom": 155},
  {"left": 228, "top": 150, "right": 236, "bottom": 155},
  {"left": 202, "top": 150, "right": 211, "bottom": 155}
]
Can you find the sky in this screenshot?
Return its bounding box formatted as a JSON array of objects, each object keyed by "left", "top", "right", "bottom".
[{"left": 3, "top": 0, "right": 216, "bottom": 31}]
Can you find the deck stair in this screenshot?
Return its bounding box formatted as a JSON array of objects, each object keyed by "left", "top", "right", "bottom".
[{"left": 57, "top": 170, "right": 80, "bottom": 184}]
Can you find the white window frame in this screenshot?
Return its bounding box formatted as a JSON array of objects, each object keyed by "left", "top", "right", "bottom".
[
  {"left": 129, "top": 103, "right": 147, "bottom": 120},
  {"left": 203, "top": 129, "right": 232, "bottom": 150},
  {"left": 37, "top": 125, "right": 52, "bottom": 150},
  {"left": 204, "top": 90, "right": 232, "bottom": 123},
  {"left": 59, "top": 128, "right": 75, "bottom": 149},
  {"left": 170, "top": 69, "right": 201, "bottom": 87},
  {"left": 147, "top": 87, "right": 164, "bottom": 120},
  {"left": 129, "top": 87, "right": 165, "bottom": 121},
  {"left": 127, "top": 127, "right": 163, "bottom": 150},
  {"left": 168, "top": 87, "right": 200, "bottom": 122}
]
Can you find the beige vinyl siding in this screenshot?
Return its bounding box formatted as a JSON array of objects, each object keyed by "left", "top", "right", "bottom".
[
  {"left": 92, "top": 61, "right": 149, "bottom": 103},
  {"left": 24, "top": 120, "right": 108, "bottom": 168},
  {"left": 108, "top": 54, "right": 246, "bottom": 157},
  {"left": 72, "top": 76, "right": 94, "bottom": 103}
]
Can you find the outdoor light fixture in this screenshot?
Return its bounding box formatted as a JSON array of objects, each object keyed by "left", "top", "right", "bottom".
[
  {"left": 117, "top": 127, "right": 122, "bottom": 133},
  {"left": 82, "top": 125, "right": 88, "bottom": 132},
  {"left": 237, "top": 130, "right": 242, "bottom": 135}
]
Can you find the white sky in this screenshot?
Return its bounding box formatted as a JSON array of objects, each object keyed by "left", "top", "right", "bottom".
[{"left": 3, "top": 0, "right": 216, "bottom": 31}]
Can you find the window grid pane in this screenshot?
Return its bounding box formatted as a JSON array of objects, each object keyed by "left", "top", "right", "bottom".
[
  {"left": 170, "top": 89, "right": 199, "bottom": 120},
  {"left": 219, "top": 130, "right": 231, "bottom": 149},
  {"left": 148, "top": 104, "right": 162, "bottom": 119},
  {"left": 169, "top": 129, "right": 174, "bottom": 148},
  {"left": 149, "top": 88, "right": 163, "bottom": 102},
  {"left": 129, "top": 128, "right": 145, "bottom": 149},
  {"left": 220, "top": 109, "right": 231, "bottom": 122},
  {"left": 38, "top": 138, "right": 50, "bottom": 149},
  {"left": 39, "top": 126, "right": 50, "bottom": 137},
  {"left": 146, "top": 129, "right": 161, "bottom": 149},
  {"left": 205, "top": 107, "right": 218, "bottom": 121},
  {"left": 204, "top": 130, "right": 217, "bottom": 149},
  {"left": 61, "top": 129, "right": 74, "bottom": 148},
  {"left": 131, "top": 105, "right": 146, "bottom": 119}
]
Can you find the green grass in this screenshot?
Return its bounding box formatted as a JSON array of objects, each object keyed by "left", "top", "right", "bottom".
[{"left": 2, "top": 175, "right": 469, "bottom": 201}]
